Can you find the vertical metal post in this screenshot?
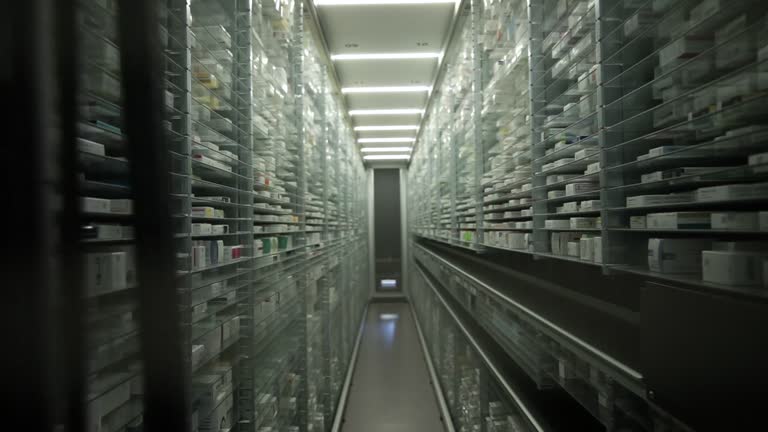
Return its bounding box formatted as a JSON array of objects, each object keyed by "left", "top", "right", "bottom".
[
  {"left": 471, "top": 0, "right": 485, "bottom": 250},
  {"left": 117, "top": 1, "right": 189, "bottom": 430},
  {"left": 55, "top": 0, "right": 86, "bottom": 429}
]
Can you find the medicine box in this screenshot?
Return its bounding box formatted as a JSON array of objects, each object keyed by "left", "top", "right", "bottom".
[
  {"left": 546, "top": 219, "right": 570, "bottom": 229},
  {"left": 696, "top": 183, "right": 768, "bottom": 202},
  {"left": 593, "top": 236, "right": 603, "bottom": 263},
  {"left": 627, "top": 193, "right": 693, "bottom": 207},
  {"left": 711, "top": 212, "right": 759, "bottom": 231},
  {"left": 211, "top": 224, "right": 228, "bottom": 235},
  {"left": 82, "top": 197, "right": 111, "bottom": 214},
  {"left": 567, "top": 241, "right": 580, "bottom": 257},
  {"left": 580, "top": 237, "right": 595, "bottom": 261},
  {"left": 192, "top": 223, "right": 213, "bottom": 236},
  {"left": 648, "top": 238, "right": 711, "bottom": 274},
  {"left": 702, "top": 250, "right": 767, "bottom": 286},
  {"left": 646, "top": 212, "right": 711, "bottom": 229},
  {"left": 110, "top": 199, "right": 133, "bottom": 214},
  {"left": 565, "top": 182, "right": 599, "bottom": 196},
  {"left": 91, "top": 224, "right": 123, "bottom": 240},
  {"left": 85, "top": 252, "right": 127, "bottom": 295},
  {"left": 630, "top": 215, "right": 646, "bottom": 229},
  {"left": 570, "top": 217, "right": 597, "bottom": 229},
  {"left": 192, "top": 207, "right": 217, "bottom": 218},
  {"left": 78, "top": 138, "right": 106, "bottom": 156}
]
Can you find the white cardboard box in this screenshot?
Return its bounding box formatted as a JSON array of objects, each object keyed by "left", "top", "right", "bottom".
[
  {"left": 702, "top": 250, "right": 767, "bottom": 286},
  {"left": 91, "top": 224, "right": 123, "bottom": 240},
  {"left": 627, "top": 193, "right": 693, "bottom": 207},
  {"left": 646, "top": 212, "right": 711, "bottom": 229},
  {"left": 710, "top": 212, "right": 759, "bottom": 231},
  {"left": 570, "top": 217, "right": 597, "bottom": 229},
  {"left": 580, "top": 237, "right": 595, "bottom": 261},
  {"left": 82, "top": 197, "right": 111, "bottom": 214},
  {"left": 78, "top": 138, "right": 106, "bottom": 156},
  {"left": 546, "top": 219, "right": 570, "bottom": 229},
  {"left": 565, "top": 182, "right": 599, "bottom": 196},
  {"left": 630, "top": 216, "right": 647, "bottom": 229},
  {"left": 192, "top": 223, "right": 213, "bottom": 236},
  {"left": 110, "top": 199, "right": 133, "bottom": 214},
  {"left": 567, "top": 241, "right": 580, "bottom": 257},
  {"left": 648, "top": 238, "right": 711, "bottom": 274},
  {"left": 696, "top": 183, "right": 768, "bottom": 202},
  {"left": 85, "top": 252, "right": 127, "bottom": 294},
  {"left": 593, "top": 236, "right": 603, "bottom": 263}
]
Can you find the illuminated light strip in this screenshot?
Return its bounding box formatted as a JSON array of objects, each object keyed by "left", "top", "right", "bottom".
[
  {"left": 354, "top": 125, "right": 420, "bottom": 131},
  {"left": 360, "top": 147, "right": 413, "bottom": 152},
  {"left": 358, "top": 138, "right": 415, "bottom": 143},
  {"left": 349, "top": 108, "right": 424, "bottom": 115},
  {"left": 342, "top": 86, "right": 431, "bottom": 94},
  {"left": 363, "top": 154, "right": 411, "bottom": 160},
  {"left": 331, "top": 52, "right": 441, "bottom": 60},
  {"left": 317, "top": 0, "right": 455, "bottom": 5}
]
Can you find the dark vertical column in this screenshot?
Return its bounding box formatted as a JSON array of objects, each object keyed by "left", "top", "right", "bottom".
[
  {"left": 373, "top": 168, "right": 403, "bottom": 290},
  {"left": 2, "top": 0, "right": 56, "bottom": 431},
  {"left": 55, "top": 0, "right": 86, "bottom": 430},
  {"left": 117, "top": 1, "right": 188, "bottom": 431}
]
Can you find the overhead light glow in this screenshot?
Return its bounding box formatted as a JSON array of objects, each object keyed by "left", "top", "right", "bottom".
[
  {"left": 317, "top": 0, "right": 454, "bottom": 5},
  {"left": 363, "top": 154, "right": 411, "bottom": 160},
  {"left": 331, "top": 52, "right": 441, "bottom": 61},
  {"left": 358, "top": 138, "right": 415, "bottom": 143},
  {"left": 360, "top": 147, "right": 413, "bottom": 152},
  {"left": 349, "top": 108, "right": 424, "bottom": 116},
  {"left": 342, "top": 86, "right": 431, "bottom": 94},
  {"left": 354, "top": 125, "right": 420, "bottom": 131}
]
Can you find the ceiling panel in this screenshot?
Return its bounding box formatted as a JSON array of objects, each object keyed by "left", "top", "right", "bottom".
[
  {"left": 351, "top": 114, "right": 422, "bottom": 127},
  {"left": 318, "top": 4, "right": 454, "bottom": 54},
  {"left": 335, "top": 60, "right": 437, "bottom": 87},
  {"left": 345, "top": 93, "right": 428, "bottom": 110},
  {"left": 355, "top": 130, "right": 418, "bottom": 139}
]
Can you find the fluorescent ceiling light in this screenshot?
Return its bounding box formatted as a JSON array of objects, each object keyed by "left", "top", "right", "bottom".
[
  {"left": 349, "top": 108, "right": 424, "bottom": 116},
  {"left": 342, "top": 86, "right": 431, "bottom": 94},
  {"left": 354, "top": 125, "right": 420, "bottom": 131},
  {"left": 332, "top": 52, "right": 441, "bottom": 61},
  {"left": 358, "top": 138, "right": 415, "bottom": 143},
  {"left": 360, "top": 147, "right": 413, "bottom": 152},
  {"left": 363, "top": 154, "right": 411, "bottom": 160},
  {"left": 318, "top": 0, "right": 454, "bottom": 5}
]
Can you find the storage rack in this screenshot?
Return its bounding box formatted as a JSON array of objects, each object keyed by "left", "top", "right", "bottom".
[
  {"left": 410, "top": 258, "right": 545, "bottom": 432},
  {"left": 408, "top": 0, "right": 768, "bottom": 429},
  {"left": 78, "top": 0, "right": 369, "bottom": 431},
  {"left": 410, "top": 0, "right": 768, "bottom": 299}
]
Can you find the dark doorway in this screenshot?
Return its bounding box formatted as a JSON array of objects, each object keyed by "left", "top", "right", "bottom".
[{"left": 373, "top": 169, "right": 402, "bottom": 291}]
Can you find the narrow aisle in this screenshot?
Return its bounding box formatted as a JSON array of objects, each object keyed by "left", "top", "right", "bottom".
[{"left": 342, "top": 302, "right": 444, "bottom": 432}]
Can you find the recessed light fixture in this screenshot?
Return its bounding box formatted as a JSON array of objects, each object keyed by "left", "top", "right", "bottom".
[
  {"left": 317, "top": 0, "right": 455, "bottom": 5},
  {"left": 354, "top": 125, "right": 420, "bottom": 131},
  {"left": 331, "top": 52, "right": 441, "bottom": 61},
  {"left": 349, "top": 108, "right": 424, "bottom": 116},
  {"left": 358, "top": 138, "right": 415, "bottom": 143},
  {"left": 363, "top": 154, "right": 411, "bottom": 160},
  {"left": 360, "top": 147, "right": 413, "bottom": 152},
  {"left": 342, "top": 86, "right": 431, "bottom": 94}
]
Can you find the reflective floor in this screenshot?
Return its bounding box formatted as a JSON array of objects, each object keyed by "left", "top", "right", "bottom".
[{"left": 342, "top": 302, "right": 444, "bottom": 432}]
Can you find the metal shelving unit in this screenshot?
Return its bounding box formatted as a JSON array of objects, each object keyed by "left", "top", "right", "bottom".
[
  {"left": 76, "top": 0, "right": 368, "bottom": 431},
  {"left": 409, "top": 0, "right": 768, "bottom": 298},
  {"left": 410, "top": 258, "right": 545, "bottom": 432},
  {"left": 408, "top": 0, "right": 768, "bottom": 430}
]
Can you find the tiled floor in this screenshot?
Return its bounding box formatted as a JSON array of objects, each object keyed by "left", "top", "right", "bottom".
[{"left": 342, "top": 302, "right": 444, "bottom": 432}]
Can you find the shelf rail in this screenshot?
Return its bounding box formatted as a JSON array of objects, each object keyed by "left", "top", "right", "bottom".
[
  {"left": 415, "top": 264, "right": 547, "bottom": 432},
  {"left": 414, "top": 243, "right": 643, "bottom": 384}
]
